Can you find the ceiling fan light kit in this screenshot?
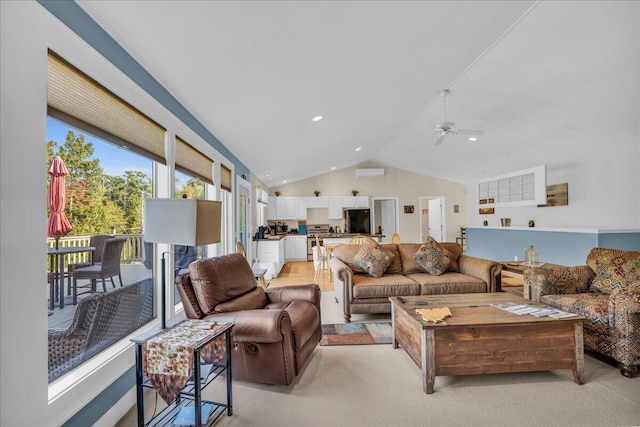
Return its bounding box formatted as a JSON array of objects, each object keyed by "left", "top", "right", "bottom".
[{"left": 432, "top": 89, "right": 484, "bottom": 146}]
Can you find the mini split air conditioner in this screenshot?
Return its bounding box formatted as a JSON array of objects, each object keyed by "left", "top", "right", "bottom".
[{"left": 356, "top": 168, "right": 384, "bottom": 178}]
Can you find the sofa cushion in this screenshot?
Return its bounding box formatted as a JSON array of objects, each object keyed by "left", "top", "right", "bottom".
[
  {"left": 215, "top": 287, "right": 267, "bottom": 313},
  {"left": 540, "top": 293, "right": 610, "bottom": 327},
  {"left": 439, "top": 242, "right": 461, "bottom": 272},
  {"left": 189, "top": 253, "right": 257, "bottom": 315},
  {"left": 354, "top": 242, "right": 395, "bottom": 278},
  {"left": 352, "top": 274, "right": 421, "bottom": 298},
  {"left": 175, "top": 273, "right": 204, "bottom": 319},
  {"left": 587, "top": 248, "right": 640, "bottom": 294},
  {"left": 398, "top": 243, "right": 424, "bottom": 275},
  {"left": 380, "top": 244, "right": 403, "bottom": 275},
  {"left": 414, "top": 237, "right": 454, "bottom": 275},
  {"left": 407, "top": 272, "right": 487, "bottom": 294},
  {"left": 334, "top": 245, "right": 365, "bottom": 273}
]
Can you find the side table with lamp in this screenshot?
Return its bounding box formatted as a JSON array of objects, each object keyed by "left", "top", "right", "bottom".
[{"left": 135, "top": 198, "right": 232, "bottom": 426}]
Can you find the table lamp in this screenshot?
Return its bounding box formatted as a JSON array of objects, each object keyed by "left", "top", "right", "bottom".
[{"left": 144, "top": 198, "right": 222, "bottom": 329}]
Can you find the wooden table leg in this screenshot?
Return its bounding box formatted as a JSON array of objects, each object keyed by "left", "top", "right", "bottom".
[
  {"left": 391, "top": 306, "right": 399, "bottom": 349},
  {"left": 421, "top": 329, "right": 435, "bottom": 394},
  {"left": 573, "top": 322, "right": 585, "bottom": 385}
]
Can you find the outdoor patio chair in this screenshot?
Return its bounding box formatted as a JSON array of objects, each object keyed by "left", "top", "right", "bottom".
[
  {"left": 67, "top": 234, "right": 112, "bottom": 295},
  {"left": 72, "top": 237, "right": 126, "bottom": 304}
]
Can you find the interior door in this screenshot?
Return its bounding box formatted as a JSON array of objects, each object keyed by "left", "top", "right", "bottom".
[
  {"left": 427, "top": 198, "right": 443, "bottom": 241},
  {"left": 380, "top": 200, "right": 396, "bottom": 243}
]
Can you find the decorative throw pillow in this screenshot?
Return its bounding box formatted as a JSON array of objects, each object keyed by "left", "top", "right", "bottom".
[
  {"left": 354, "top": 242, "right": 395, "bottom": 278},
  {"left": 587, "top": 248, "right": 640, "bottom": 294},
  {"left": 414, "top": 237, "right": 454, "bottom": 276}
]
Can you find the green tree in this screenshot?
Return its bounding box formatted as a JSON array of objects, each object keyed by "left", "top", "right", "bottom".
[
  {"left": 47, "top": 129, "right": 152, "bottom": 236},
  {"left": 175, "top": 177, "right": 204, "bottom": 199}
]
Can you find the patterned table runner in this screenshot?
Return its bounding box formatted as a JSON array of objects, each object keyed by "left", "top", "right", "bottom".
[{"left": 143, "top": 320, "right": 228, "bottom": 404}]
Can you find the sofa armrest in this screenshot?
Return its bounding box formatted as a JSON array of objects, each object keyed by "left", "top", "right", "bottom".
[
  {"left": 524, "top": 266, "right": 594, "bottom": 302},
  {"left": 331, "top": 257, "right": 354, "bottom": 302},
  {"left": 609, "top": 287, "right": 640, "bottom": 366},
  {"left": 457, "top": 255, "right": 502, "bottom": 292},
  {"left": 205, "top": 309, "right": 292, "bottom": 343}
]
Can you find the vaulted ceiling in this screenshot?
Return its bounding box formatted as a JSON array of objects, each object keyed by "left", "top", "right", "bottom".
[{"left": 77, "top": 1, "right": 639, "bottom": 186}]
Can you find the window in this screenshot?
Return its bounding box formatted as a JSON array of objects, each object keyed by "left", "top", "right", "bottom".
[
  {"left": 46, "top": 118, "right": 154, "bottom": 383},
  {"left": 173, "top": 170, "right": 206, "bottom": 305},
  {"left": 46, "top": 51, "right": 164, "bottom": 384},
  {"left": 477, "top": 165, "right": 547, "bottom": 207}
]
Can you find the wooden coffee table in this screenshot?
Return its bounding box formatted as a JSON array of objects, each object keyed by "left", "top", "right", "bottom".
[{"left": 390, "top": 293, "right": 585, "bottom": 394}]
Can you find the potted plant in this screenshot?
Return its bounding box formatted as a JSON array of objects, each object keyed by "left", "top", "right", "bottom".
[{"left": 314, "top": 190, "right": 321, "bottom": 197}]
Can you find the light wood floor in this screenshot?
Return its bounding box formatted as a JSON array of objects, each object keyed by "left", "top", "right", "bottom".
[{"left": 268, "top": 261, "right": 334, "bottom": 292}]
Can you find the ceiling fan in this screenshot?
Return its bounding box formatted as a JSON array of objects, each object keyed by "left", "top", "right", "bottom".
[{"left": 433, "top": 89, "right": 484, "bottom": 147}]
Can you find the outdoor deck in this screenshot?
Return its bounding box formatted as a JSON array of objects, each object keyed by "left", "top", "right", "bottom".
[{"left": 47, "top": 263, "right": 153, "bottom": 329}]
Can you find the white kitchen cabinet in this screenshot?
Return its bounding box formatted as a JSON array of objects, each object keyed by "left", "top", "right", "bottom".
[
  {"left": 276, "top": 197, "right": 288, "bottom": 220},
  {"left": 355, "top": 196, "right": 369, "bottom": 208},
  {"left": 285, "top": 197, "right": 297, "bottom": 220},
  {"left": 328, "top": 197, "right": 343, "bottom": 219},
  {"left": 306, "top": 196, "right": 318, "bottom": 208},
  {"left": 306, "top": 196, "right": 329, "bottom": 209},
  {"left": 267, "top": 198, "right": 278, "bottom": 220},
  {"left": 285, "top": 235, "right": 307, "bottom": 261},
  {"left": 297, "top": 197, "right": 307, "bottom": 219},
  {"left": 341, "top": 196, "right": 356, "bottom": 208}
]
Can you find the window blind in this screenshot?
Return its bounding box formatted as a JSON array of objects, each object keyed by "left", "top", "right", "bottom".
[
  {"left": 47, "top": 50, "right": 166, "bottom": 163},
  {"left": 220, "top": 164, "right": 232, "bottom": 192},
  {"left": 175, "top": 136, "right": 214, "bottom": 185}
]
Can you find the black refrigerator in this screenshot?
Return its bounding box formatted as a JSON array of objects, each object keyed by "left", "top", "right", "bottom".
[{"left": 345, "top": 209, "right": 371, "bottom": 234}]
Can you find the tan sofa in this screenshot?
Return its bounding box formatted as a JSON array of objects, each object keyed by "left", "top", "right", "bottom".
[{"left": 331, "top": 242, "right": 501, "bottom": 322}]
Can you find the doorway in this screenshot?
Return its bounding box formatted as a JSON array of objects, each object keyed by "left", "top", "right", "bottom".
[
  {"left": 419, "top": 196, "right": 446, "bottom": 242},
  {"left": 372, "top": 197, "right": 399, "bottom": 243}
]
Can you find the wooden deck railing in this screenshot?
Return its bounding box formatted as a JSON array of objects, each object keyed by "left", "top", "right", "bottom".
[{"left": 46, "top": 234, "right": 146, "bottom": 265}]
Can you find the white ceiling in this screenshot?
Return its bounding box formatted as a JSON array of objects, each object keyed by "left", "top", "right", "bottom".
[{"left": 78, "top": 1, "right": 639, "bottom": 186}]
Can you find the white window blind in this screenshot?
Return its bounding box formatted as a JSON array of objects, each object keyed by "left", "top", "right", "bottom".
[
  {"left": 220, "top": 164, "right": 232, "bottom": 192},
  {"left": 47, "top": 50, "right": 166, "bottom": 163},
  {"left": 175, "top": 136, "right": 213, "bottom": 185}
]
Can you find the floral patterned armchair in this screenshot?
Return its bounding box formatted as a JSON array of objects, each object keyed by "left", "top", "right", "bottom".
[{"left": 525, "top": 248, "right": 640, "bottom": 377}]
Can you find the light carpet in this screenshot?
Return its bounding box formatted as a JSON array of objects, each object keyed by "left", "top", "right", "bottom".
[{"left": 117, "top": 292, "right": 640, "bottom": 427}]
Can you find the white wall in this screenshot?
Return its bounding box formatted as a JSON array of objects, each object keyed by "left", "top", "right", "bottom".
[
  {"left": 466, "top": 147, "right": 640, "bottom": 229},
  {"left": 269, "top": 162, "right": 468, "bottom": 242}
]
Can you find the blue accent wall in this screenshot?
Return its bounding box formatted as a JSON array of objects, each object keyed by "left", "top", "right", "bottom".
[
  {"left": 37, "top": 0, "right": 250, "bottom": 180},
  {"left": 61, "top": 367, "right": 135, "bottom": 427},
  {"left": 466, "top": 227, "right": 640, "bottom": 266}
]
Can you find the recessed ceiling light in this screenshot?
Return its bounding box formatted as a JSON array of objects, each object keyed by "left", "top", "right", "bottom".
[
  {"left": 312, "top": 115, "right": 323, "bottom": 122},
  {"left": 468, "top": 137, "right": 478, "bottom": 142},
  {"left": 331, "top": 166, "right": 336, "bottom": 170},
  {"left": 355, "top": 147, "right": 362, "bottom": 152},
  {"left": 282, "top": 180, "right": 288, "bottom": 183}
]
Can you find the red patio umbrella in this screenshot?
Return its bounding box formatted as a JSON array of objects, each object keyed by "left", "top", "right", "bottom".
[{"left": 47, "top": 156, "right": 72, "bottom": 248}]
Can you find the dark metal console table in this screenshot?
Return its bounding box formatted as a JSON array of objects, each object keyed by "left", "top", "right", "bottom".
[{"left": 132, "top": 321, "right": 233, "bottom": 426}]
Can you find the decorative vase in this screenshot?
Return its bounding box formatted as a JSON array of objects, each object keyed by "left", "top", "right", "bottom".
[{"left": 525, "top": 245, "right": 539, "bottom": 264}]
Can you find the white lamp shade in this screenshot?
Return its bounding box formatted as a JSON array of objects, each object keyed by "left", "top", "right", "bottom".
[{"left": 144, "top": 199, "right": 221, "bottom": 245}]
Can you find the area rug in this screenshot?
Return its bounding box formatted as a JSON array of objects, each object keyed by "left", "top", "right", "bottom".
[{"left": 320, "top": 322, "right": 392, "bottom": 346}]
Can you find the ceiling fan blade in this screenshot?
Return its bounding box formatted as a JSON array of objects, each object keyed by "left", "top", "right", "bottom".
[
  {"left": 457, "top": 129, "right": 484, "bottom": 136},
  {"left": 434, "top": 134, "right": 447, "bottom": 147}
]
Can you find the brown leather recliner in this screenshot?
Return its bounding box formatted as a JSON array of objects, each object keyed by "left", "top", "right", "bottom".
[{"left": 176, "top": 253, "right": 321, "bottom": 385}]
